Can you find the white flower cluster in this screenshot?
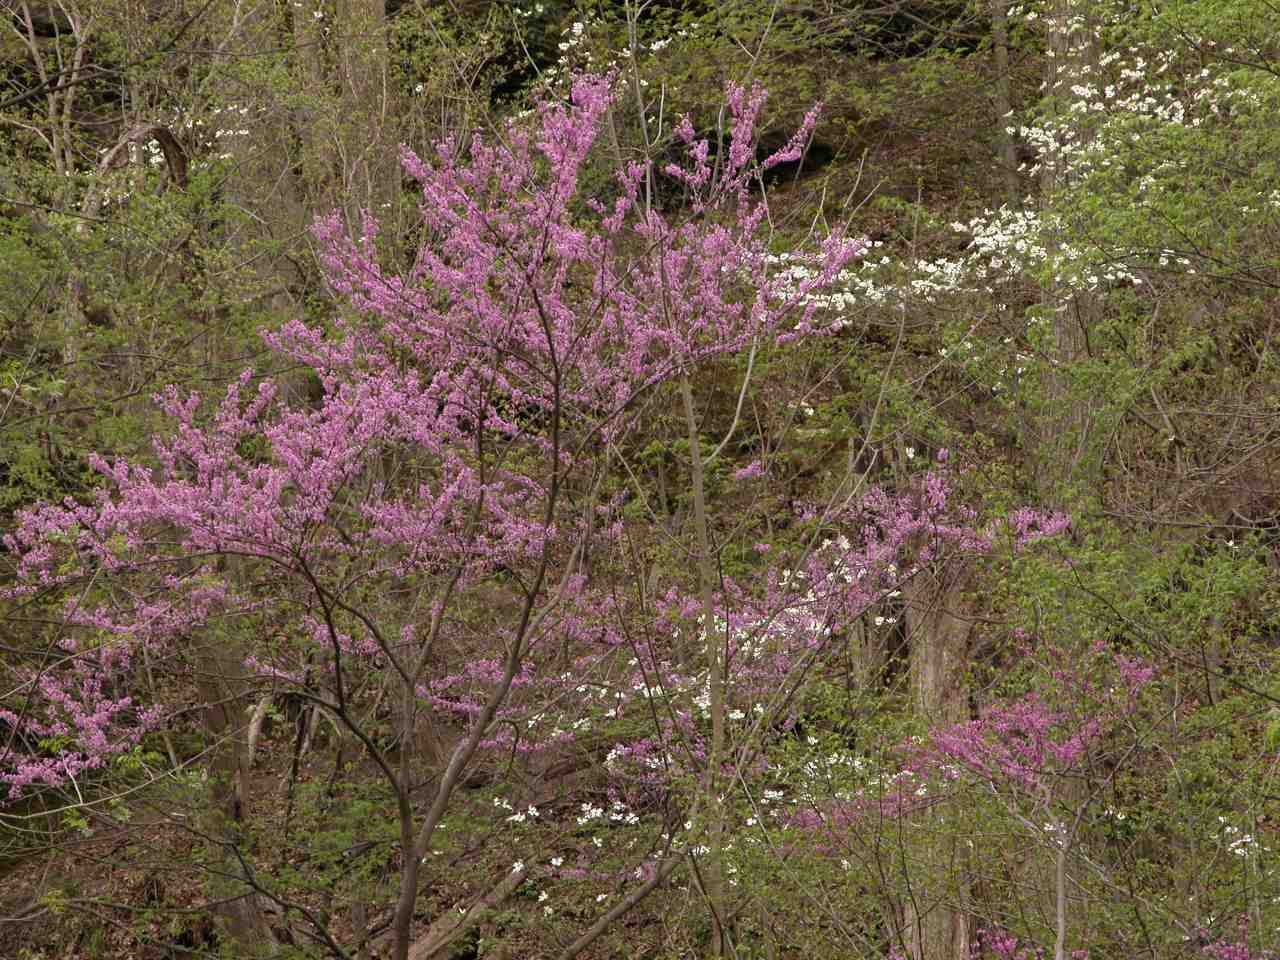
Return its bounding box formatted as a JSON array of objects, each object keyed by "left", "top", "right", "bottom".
[
  {"left": 795, "top": 747, "right": 874, "bottom": 803},
  {"left": 1219, "top": 817, "right": 1266, "bottom": 858},
  {"left": 1010, "top": 14, "right": 1274, "bottom": 200},
  {"left": 126, "top": 139, "right": 168, "bottom": 169},
  {"left": 576, "top": 801, "right": 604, "bottom": 825},
  {"left": 534, "top": 14, "right": 696, "bottom": 92},
  {"left": 506, "top": 804, "right": 540, "bottom": 824},
  {"left": 556, "top": 20, "right": 587, "bottom": 54},
  {"left": 575, "top": 799, "right": 640, "bottom": 827}
]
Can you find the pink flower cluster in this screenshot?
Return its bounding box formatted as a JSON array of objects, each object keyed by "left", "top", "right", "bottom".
[{"left": 1, "top": 74, "right": 862, "bottom": 799}]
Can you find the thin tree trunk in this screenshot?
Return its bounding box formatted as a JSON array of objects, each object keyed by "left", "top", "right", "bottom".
[
  {"left": 338, "top": 0, "right": 395, "bottom": 217},
  {"left": 295, "top": 0, "right": 394, "bottom": 224},
  {"left": 195, "top": 632, "right": 280, "bottom": 953},
  {"left": 991, "top": 0, "right": 1020, "bottom": 206},
  {"left": 407, "top": 866, "right": 528, "bottom": 960},
  {"left": 1035, "top": 4, "right": 1100, "bottom": 949},
  {"left": 1039, "top": 0, "right": 1100, "bottom": 500},
  {"left": 903, "top": 560, "right": 972, "bottom": 960},
  {"left": 680, "top": 374, "right": 727, "bottom": 958}
]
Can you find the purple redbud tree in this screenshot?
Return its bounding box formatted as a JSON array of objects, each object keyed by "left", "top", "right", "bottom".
[
  {"left": 0, "top": 73, "right": 861, "bottom": 958},
  {"left": 1, "top": 73, "right": 1068, "bottom": 959}
]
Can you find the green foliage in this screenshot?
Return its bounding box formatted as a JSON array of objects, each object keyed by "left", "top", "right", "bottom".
[{"left": 4, "top": 1, "right": 1280, "bottom": 957}]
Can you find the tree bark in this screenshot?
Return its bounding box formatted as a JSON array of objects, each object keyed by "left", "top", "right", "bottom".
[
  {"left": 1038, "top": 0, "right": 1101, "bottom": 502},
  {"left": 991, "top": 0, "right": 1021, "bottom": 207},
  {"left": 1030, "top": 5, "right": 1100, "bottom": 949},
  {"left": 406, "top": 866, "right": 528, "bottom": 960},
  {"left": 903, "top": 559, "right": 972, "bottom": 960},
  {"left": 680, "top": 374, "right": 728, "bottom": 958},
  {"left": 194, "top": 631, "right": 281, "bottom": 954}
]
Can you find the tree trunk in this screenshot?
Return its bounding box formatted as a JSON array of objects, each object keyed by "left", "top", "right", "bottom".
[
  {"left": 195, "top": 631, "right": 281, "bottom": 954},
  {"left": 991, "top": 0, "right": 1021, "bottom": 207},
  {"left": 1038, "top": 0, "right": 1100, "bottom": 502},
  {"left": 680, "top": 374, "right": 728, "bottom": 958},
  {"left": 295, "top": 0, "right": 395, "bottom": 225},
  {"left": 1032, "top": 5, "right": 1100, "bottom": 950},
  {"left": 903, "top": 559, "right": 972, "bottom": 960}
]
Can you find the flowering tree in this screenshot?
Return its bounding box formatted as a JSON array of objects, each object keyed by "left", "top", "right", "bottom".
[
  {"left": 1, "top": 73, "right": 870, "bottom": 958},
  {"left": 2, "top": 53, "right": 1089, "bottom": 954},
  {"left": 6, "top": 3, "right": 1280, "bottom": 958}
]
